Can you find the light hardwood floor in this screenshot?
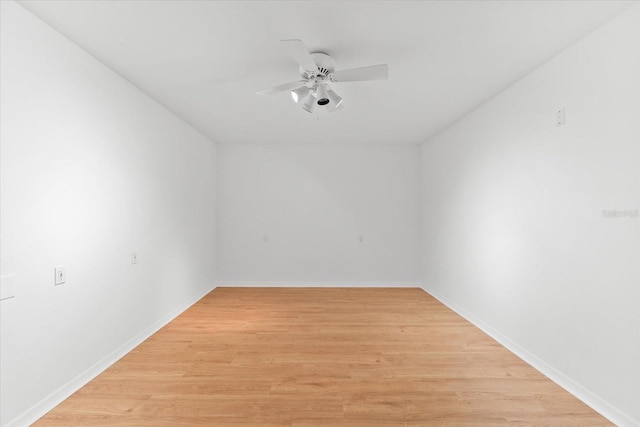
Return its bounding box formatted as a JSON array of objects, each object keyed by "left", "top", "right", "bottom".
[{"left": 34, "top": 287, "right": 610, "bottom": 426}]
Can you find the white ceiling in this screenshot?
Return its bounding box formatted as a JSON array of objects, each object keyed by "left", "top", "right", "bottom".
[{"left": 18, "top": 0, "right": 635, "bottom": 145}]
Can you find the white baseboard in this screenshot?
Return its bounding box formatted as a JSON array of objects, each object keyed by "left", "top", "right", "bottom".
[
  {"left": 215, "top": 281, "right": 422, "bottom": 288},
  {"left": 6, "top": 284, "right": 217, "bottom": 427},
  {"left": 420, "top": 284, "right": 638, "bottom": 427}
]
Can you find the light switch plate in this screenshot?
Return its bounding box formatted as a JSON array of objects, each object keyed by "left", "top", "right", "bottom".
[
  {"left": 1, "top": 274, "right": 16, "bottom": 300},
  {"left": 54, "top": 266, "right": 65, "bottom": 286}
]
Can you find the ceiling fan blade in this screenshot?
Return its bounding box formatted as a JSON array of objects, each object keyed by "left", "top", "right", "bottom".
[
  {"left": 256, "top": 80, "right": 305, "bottom": 96},
  {"left": 331, "top": 64, "right": 389, "bottom": 82},
  {"left": 281, "top": 39, "right": 319, "bottom": 73}
]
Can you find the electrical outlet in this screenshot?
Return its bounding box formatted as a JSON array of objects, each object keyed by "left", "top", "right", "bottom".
[
  {"left": 131, "top": 252, "right": 138, "bottom": 264},
  {"left": 54, "top": 266, "right": 65, "bottom": 286},
  {"left": 556, "top": 108, "right": 566, "bottom": 126}
]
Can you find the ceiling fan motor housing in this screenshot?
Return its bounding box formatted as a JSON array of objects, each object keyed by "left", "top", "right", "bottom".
[{"left": 300, "top": 52, "right": 336, "bottom": 79}]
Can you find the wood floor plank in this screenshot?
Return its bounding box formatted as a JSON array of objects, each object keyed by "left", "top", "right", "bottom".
[{"left": 34, "top": 287, "right": 610, "bottom": 426}]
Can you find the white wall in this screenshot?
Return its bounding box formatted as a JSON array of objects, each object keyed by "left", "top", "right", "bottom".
[
  {"left": 421, "top": 5, "right": 639, "bottom": 426},
  {"left": 3, "top": 0, "right": 637, "bottom": 425},
  {"left": 217, "top": 144, "right": 421, "bottom": 285},
  {"left": 0, "top": 2, "right": 217, "bottom": 425}
]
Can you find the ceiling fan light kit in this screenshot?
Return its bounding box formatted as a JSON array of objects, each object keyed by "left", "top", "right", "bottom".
[{"left": 257, "top": 39, "right": 388, "bottom": 113}]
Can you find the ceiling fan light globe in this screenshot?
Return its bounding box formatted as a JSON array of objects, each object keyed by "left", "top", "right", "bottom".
[
  {"left": 315, "top": 85, "right": 330, "bottom": 106},
  {"left": 291, "top": 86, "right": 310, "bottom": 103},
  {"left": 326, "top": 88, "right": 343, "bottom": 108},
  {"left": 302, "top": 95, "right": 316, "bottom": 113}
]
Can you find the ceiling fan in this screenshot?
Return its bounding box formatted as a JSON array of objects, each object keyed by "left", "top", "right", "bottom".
[{"left": 256, "top": 39, "right": 389, "bottom": 113}]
